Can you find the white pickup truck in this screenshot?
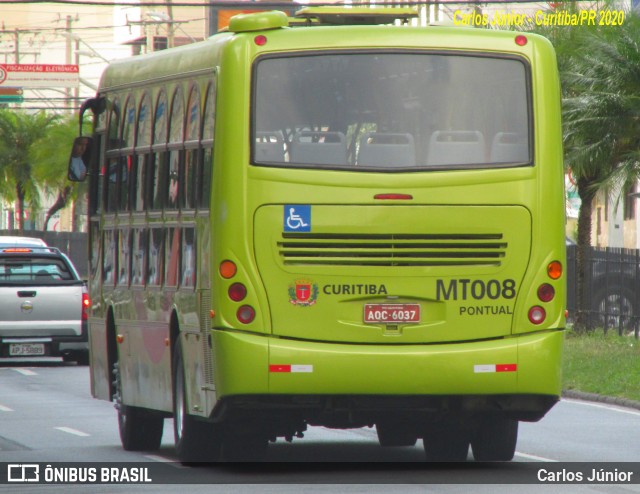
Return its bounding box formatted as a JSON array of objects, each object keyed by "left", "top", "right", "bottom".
[{"left": 0, "top": 239, "right": 89, "bottom": 364}]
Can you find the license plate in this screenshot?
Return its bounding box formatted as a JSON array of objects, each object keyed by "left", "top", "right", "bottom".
[
  {"left": 364, "top": 304, "right": 421, "bottom": 324},
  {"left": 9, "top": 343, "right": 45, "bottom": 356}
]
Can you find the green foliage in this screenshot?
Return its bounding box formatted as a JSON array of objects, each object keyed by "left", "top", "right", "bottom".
[
  {"left": 526, "top": 6, "right": 640, "bottom": 330},
  {"left": 31, "top": 116, "right": 80, "bottom": 193},
  {"left": 0, "top": 110, "right": 80, "bottom": 230},
  {"left": 563, "top": 330, "right": 640, "bottom": 402},
  {"left": 561, "top": 12, "right": 640, "bottom": 197}
]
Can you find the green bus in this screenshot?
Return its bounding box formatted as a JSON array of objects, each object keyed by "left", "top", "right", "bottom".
[{"left": 71, "top": 7, "right": 566, "bottom": 462}]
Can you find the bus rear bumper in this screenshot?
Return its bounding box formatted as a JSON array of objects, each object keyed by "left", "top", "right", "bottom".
[{"left": 211, "top": 329, "right": 563, "bottom": 421}]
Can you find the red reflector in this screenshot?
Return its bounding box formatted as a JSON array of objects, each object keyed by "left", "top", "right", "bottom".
[
  {"left": 254, "top": 35, "right": 267, "bottom": 46},
  {"left": 496, "top": 364, "right": 517, "bottom": 373},
  {"left": 269, "top": 365, "right": 291, "bottom": 373},
  {"left": 515, "top": 35, "right": 528, "bottom": 46},
  {"left": 374, "top": 194, "right": 413, "bottom": 200}
]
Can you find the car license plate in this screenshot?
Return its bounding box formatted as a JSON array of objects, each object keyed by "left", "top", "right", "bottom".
[
  {"left": 9, "top": 343, "right": 45, "bottom": 356},
  {"left": 364, "top": 304, "right": 421, "bottom": 324}
]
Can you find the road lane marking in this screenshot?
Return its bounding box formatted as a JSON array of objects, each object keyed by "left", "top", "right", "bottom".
[
  {"left": 515, "top": 451, "right": 558, "bottom": 462},
  {"left": 0, "top": 404, "right": 14, "bottom": 412},
  {"left": 12, "top": 368, "right": 37, "bottom": 376},
  {"left": 55, "top": 427, "right": 90, "bottom": 437},
  {"left": 144, "top": 455, "right": 189, "bottom": 468},
  {"left": 562, "top": 398, "right": 640, "bottom": 417}
]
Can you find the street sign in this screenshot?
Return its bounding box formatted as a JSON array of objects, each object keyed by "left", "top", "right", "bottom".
[
  {"left": 0, "top": 64, "right": 79, "bottom": 88},
  {"left": 0, "top": 86, "right": 23, "bottom": 96},
  {"left": 0, "top": 96, "right": 24, "bottom": 103}
]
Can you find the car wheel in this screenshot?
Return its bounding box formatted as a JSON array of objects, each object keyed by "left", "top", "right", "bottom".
[{"left": 593, "top": 285, "right": 636, "bottom": 333}]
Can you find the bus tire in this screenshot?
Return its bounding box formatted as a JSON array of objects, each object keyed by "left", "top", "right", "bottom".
[
  {"left": 173, "top": 339, "right": 222, "bottom": 463},
  {"left": 423, "top": 424, "right": 469, "bottom": 462},
  {"left": 113, "top": 361, "right": 164, "bottom": 451},
  {"left": 376, "top": 421, "right": 418, "bottom": 447},
  {"left": 470, "top": 416, "right": 518, "bottom": 462},
  {"left": 222, "top": 432, "right": 268, "bottom": 462}
]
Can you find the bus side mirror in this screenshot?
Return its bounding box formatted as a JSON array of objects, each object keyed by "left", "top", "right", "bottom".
[{"left": 68, "top": 136, "right": 93, "bottom": 182}]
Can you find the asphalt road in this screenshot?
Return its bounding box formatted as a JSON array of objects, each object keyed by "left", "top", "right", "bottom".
[{"left": 1, "top": 359, "right": 639, "bottom": 494}]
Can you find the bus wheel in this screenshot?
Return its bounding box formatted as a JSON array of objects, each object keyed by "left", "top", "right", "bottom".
[
  {"left": 112, "top": 361, "right": 164, "bottom": 451},
  {"left": 423, "top": 424, "right": 470, "bottom": 462},
  {"left": 173, "top": 340, "right": 222, "bottom": 463},
  {"left": 222, "top": 431, "right": 268, "bottom": 462},
  {"left": 470, "top": 416, "right": 518, "bottom": 462},
  {"left": 376, "top": 421, "right": 418, "bottom": 447}
]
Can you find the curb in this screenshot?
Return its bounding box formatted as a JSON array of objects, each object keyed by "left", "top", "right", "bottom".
[{"left": 562, "top": 389, "right": 640, "bottom": 411}]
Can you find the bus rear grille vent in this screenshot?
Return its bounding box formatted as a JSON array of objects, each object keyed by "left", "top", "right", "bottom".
[{"left": 278, "top": 233, "right": 507, "bottom": 267}]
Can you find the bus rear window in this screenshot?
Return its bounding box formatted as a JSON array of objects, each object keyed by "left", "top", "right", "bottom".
[{"left": 253, "top": 52, "right": 531, "bottom": 170}]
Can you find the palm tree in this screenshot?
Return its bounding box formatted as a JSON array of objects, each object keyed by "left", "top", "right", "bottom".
[
  {"left": 30, "top": 116, "right": 85, "bottom": 231},
  {"left": 556, "top": 12, "right": 640, "bottom": 329},
  {"left": 0, "top": 110, "right": 60, "bottom": 232}
]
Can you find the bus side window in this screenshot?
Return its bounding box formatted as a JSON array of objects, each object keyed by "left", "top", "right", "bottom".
[
  {"left": 152, "top": 91, "right": 168, "bottom": 211},
  {"left": 151, "top": 152, "right": 167, "bottom": 210},
  {"left": 184, "top": 85, "right": 201, "bottom": 210},
  {"left": 131, "top": 229, "right": 146, "bottom": 286},
  {"left": 167, "top": 87, "right": 184, "bottom": 211},
  {"left": 165, "top": 227, "right": 180, "bottom": 288},
  {"left": 104, "top": 104, "right": 120, "bottom": 212},
  {"left": 119, "top": 98, "right": 136, "bottom": 211},
  {"left": 147, "top": 228, "right": 164, "bottom": 286},
  {"left": 167, "top": 150, "right": 181, "bottom": 210},
  {"left": 89, "top": 131, "right": 104, "bottom": 215},
  {"left": 117, "top": 229, "right": 131, "bottom": 286},
  {"left": 103, "top": 230, "right": 116, "bottom": 286},
  {"left": 181, "top": 228, "right": 195, "bottom": 288},
  {"left": 198, "top": 82, "right": 215, "bottom": 210},
  {"left": 134, "top": 93, "right": 152, "bottom": 211}
]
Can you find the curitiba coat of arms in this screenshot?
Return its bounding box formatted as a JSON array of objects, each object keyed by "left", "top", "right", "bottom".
[{"left": 288, "top": 280, "right": 319, "bottom": 307}]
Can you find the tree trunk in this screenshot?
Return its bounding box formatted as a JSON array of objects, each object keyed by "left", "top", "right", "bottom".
[
  {"left": 574, "top": 178, "right": 595, "bottom": 332},
  {"left": 15, "top": 183, "right": 25, "bottom": 233},
  {"left": 43, "top": 186, "right": 71, "bottom": 231}
]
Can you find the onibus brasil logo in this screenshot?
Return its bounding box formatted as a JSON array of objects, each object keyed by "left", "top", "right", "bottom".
[{"left": 288, "top": 280, "right": 319, "bottom": 307}]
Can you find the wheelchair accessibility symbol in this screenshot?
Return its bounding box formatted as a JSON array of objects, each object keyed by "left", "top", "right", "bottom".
[{"left": 284, "top": 205, "right": 311, "bottom": 232}]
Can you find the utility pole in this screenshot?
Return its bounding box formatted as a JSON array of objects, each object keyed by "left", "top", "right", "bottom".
[
  {"left": 65, "top": 15, "right": 76, "bottom": 113},
  {"left": 166, "top": 0, "right": 175, "bottom": 48},
  {"left": 14, "top": 29, "right": 20, "bottom": 63}
]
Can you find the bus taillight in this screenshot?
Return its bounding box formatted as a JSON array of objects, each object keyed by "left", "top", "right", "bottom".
[
  {"left": 237, "top": 305, "right": 256, "bottom": 324},
  {"left": 528, "top": 306, "right": 546, "bottom": 325},
  {"left": 229, "top": 283, "right": 247, "bottom": 302},
  {"left": 515, "top": 35, "right": 528, "bottom": 46},
  {"left": 547, "top": 261, "right": 562, "bottom": 280},
  {"left": 220, "top": 260, "right": 237, "bottom": 279},
  {"left": 537, "top": 283, "right": 555, "bottom": 303}
]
